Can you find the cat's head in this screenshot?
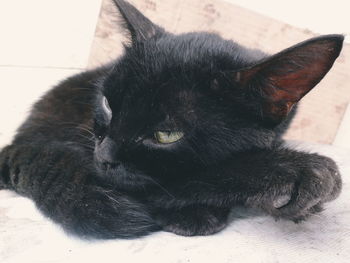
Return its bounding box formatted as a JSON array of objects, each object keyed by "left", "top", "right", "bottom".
[{"left": 93, "top": 0, "right": 343, "bottom": 187}]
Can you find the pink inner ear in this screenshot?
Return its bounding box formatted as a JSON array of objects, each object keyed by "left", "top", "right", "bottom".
[
  {"left": 266, "top": 49, "right": 336, "bottom": 104},
  {"left": 236, "top": 35, "right": 343, "bottom": 123}
]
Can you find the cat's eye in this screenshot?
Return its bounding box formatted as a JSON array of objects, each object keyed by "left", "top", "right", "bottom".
[
  {"left": 154, "top": 131, "right": 184, "bottom": 144},
  {"left": 102, "top": 96, "right": 112, "bottom": 115}
]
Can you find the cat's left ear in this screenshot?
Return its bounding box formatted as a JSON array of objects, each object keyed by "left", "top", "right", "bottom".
[
  {"left": 230, "top": 34, "right": 344, "bottom": 124},
  {"left": 112, "top": 0, "right": 164, "bottom": 43}
]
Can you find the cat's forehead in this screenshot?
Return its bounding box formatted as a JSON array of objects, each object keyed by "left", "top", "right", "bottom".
[
  {"left": 103, "top": 32, "right": 264, "bottom": 112},
  {"left": 125, "top": 32, "right": 263, "bottom": 74}
]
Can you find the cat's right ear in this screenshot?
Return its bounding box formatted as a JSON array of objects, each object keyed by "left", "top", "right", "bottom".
[{"left": 112, "top": 0, "right": 164, "bottom": 43}]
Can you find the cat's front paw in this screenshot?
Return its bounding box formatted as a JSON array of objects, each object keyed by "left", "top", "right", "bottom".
[
  {"left": 269, "top": 155, "right": 342, "bottom": 222},
  {"left": 154, "top": 206, "right": 230, "bottom": 236}
]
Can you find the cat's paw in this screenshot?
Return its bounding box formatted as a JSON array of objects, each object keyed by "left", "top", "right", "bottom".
[
  {"left": 268, "top": 155, "right": 342, "bottom": 222},
  {"left": 154, "top": 206, "right": 230, "bottom": 236}
]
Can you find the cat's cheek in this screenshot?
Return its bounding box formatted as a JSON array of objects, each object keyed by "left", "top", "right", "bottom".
[{"left": 93, "top": 154, "right": 106, "bottom": 176}]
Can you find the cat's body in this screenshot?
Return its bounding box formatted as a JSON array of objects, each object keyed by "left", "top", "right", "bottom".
[{"left": 0, "top": 0, "right": 343, "bottom": 239}]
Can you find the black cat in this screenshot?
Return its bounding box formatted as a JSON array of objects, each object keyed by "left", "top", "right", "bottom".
[{"left": 0, "top": 0, "right": 343, "bottom": 239}]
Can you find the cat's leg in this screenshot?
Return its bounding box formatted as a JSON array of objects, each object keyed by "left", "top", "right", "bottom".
[
  {"left": 154, "top": 205, "right": 230, "bottom": 236},
  {"left": 167, "top": 148, "right": 342, "bottom": 223},
  {"left": 214, "top": 148, "right": 342, "bottom": 222},
  {"left": 0, "top": 143, "right": 160, "bottom": 239}
]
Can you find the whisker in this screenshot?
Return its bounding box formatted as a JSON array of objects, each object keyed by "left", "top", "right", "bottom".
[
  {"left": 74, "top": 126, "right": 95, "bottom": 137},
  {"left": 77, "top": 133, "right": 95, "bottom": 143},
  {"left": 73, "top": 142, "right": 95, "bottom": 151},
  {"left": 145, "top": 176, "right": 175, "bottom": 199},
  {"left": 58, "top": 122, "right": 93, "bottom": 130}
]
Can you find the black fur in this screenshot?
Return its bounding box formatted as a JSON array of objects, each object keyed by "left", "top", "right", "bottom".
[{"left": 0, "top": 0, "right": 343, "bottom": 239}]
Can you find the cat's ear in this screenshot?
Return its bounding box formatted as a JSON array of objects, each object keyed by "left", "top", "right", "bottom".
[
  {"left": 231, "top": 35, "right": 344, "bottom": 124},
  {"left": 112, "top": 0, "right": 164, "bottom": 43}
]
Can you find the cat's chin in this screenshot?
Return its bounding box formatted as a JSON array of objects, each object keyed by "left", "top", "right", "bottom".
[{"left": 95, "top": 161, "right": 152, "bottom": 190}]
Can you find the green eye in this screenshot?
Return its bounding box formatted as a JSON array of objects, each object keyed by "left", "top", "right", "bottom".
[{"left": 154, "top": 131, "right": 184, "bottom": 144}]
